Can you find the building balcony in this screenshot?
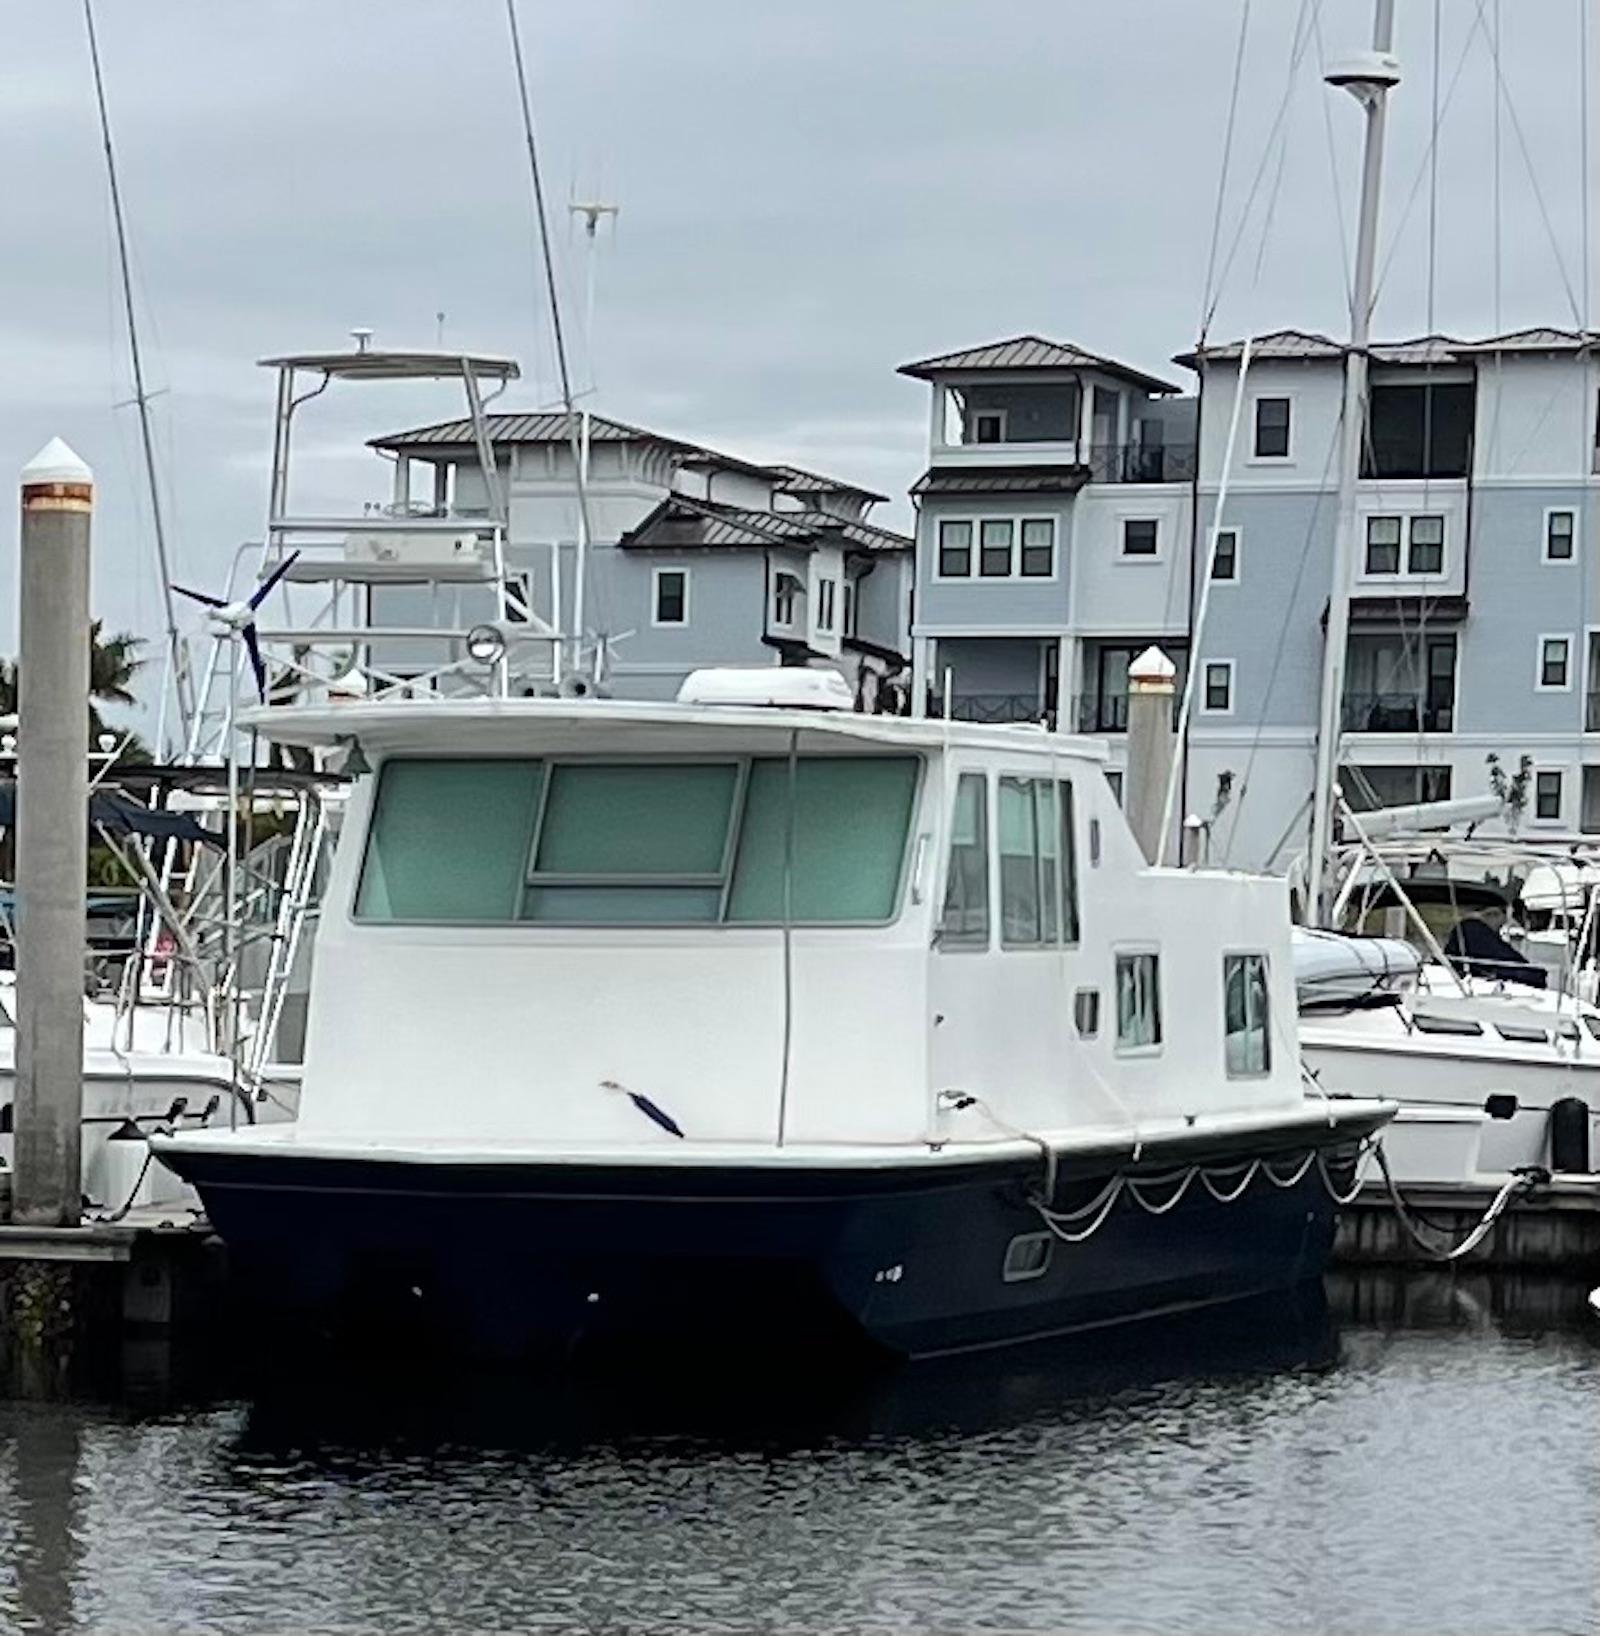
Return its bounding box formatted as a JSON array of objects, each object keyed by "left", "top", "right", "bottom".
[
  {"left": 1086, "top": 442, "right": 1198, "bottom": 485},
  {"left": 948, "top": 691, "right": 1054, "bottom": 726},
  {"left": 1340, "top": 692, "right": 1454, "bottom": 733},
  {"left": 1072, "top": 691, "right": 1184, "bottom": 733}
]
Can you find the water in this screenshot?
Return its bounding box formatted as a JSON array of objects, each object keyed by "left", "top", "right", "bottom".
[{"left": 0, "top": 1278, "right": 1596, "bottom": 1636}]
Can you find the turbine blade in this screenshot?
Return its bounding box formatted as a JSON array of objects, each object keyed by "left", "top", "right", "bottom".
[
  {"left": 242, "top": 624, "right": 267, "bottom": 700},
  {"left": 172, "top": 584, "right": 225, "bottom": 609},
  {"left": 250, "top": 550, "right": 302, "bottom": 609}
]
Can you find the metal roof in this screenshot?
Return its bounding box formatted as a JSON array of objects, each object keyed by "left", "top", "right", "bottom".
[
  {"left": 259, "top": 348, "right": 520, "bottom": 382},
  {"left": 369, "top": 414, "right": 887, "bottom": 502},
  {"left": 898, "top": 335, "right": 1181, "bottom": 395},
  {"left": 910, "top": 464, "right": 1092, "bottom": 498},
  {"left": 1179, "top": 326, "right": 1600, "bottom": 368},
  {"left": 618, "top": 495, "right": 910, "bottom": 555}
]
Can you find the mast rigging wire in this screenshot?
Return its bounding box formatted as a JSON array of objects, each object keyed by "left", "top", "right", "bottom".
[
  {"left": 503, "top": 0, "right": 602, "bottom": 669},
  {"left": 82, "top": 0, "right": 192, "bottom": 747},
  {"left": 1197, "top": 0, "right": 1253, "bottom": 341}
]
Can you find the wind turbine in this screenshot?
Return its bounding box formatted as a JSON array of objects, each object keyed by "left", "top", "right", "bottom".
[{"left": 172, "top": 553, "right": 300, "bottom": 700}]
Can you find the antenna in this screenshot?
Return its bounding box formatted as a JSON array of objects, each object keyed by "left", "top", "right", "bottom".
[{"left": 568, "top": 197, "right": 619, "bottom": 389}]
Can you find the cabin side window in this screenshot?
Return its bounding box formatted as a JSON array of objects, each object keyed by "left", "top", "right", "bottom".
[
  {"left": 998, "top": 777, "right": 1079, "bottom": 949},
  {"left": 1223, "top": 952, "right": 1271, "bottom": 1076},
  {"left": 356, "top": 755, "right": 919, "bottom": 927},
  {"left": 1114, "top": 951, "right": 1162, "bottom": 1050},
  {"left": 936, "top": 772, "right": 990, "bottom": 947}
]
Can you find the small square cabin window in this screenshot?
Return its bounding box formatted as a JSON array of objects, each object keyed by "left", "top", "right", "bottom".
[
  {"left": 654, "top": 569, "right": 688, "bottom": 625},
  {"left": 1547, "top": 511, "right": 1576, "bottom": 561},
  {"left": 1536, "top": 770, "right": 1563, "bottom": 821},
  {"left": 1115, "top": 952, "right": 1162, "bottom": 1049},
  {"left": 1122, "top": 519, "right": 1158, "bottom": 557},
  {"left": 1365, "top": 516, "right": 1401, "bottom": 574},
  {"left": 1253, "top": 397, "right": 1291, "bottom": 458},
  {"left": 1540, "top": 637, "right": 1571, "bottom": 689},
  {"left": 1224, "top": 953, "right": 1271, "bottom": 1076},
  {"left": 1211, "top": 529, "right": 1238, "bottom": 581},
  {"left": 938, "top": 520, "right": 973, "bottom": 578},
  {"left": 1407, "top": 514, "right": 1444, "bottom": 575}
]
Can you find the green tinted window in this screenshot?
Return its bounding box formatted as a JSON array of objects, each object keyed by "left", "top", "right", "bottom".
[
  {"left": 533, "top": 763, "right": 738, "bottom": 876},
  {"left": 356, "top": 758, "right": 542, "bottom": 921},
  {"left": 727, "top": 756, "right": 918, "bottom": 923},
  {"left": 937, "top": 772, "right": 989, "bottom": 946}
]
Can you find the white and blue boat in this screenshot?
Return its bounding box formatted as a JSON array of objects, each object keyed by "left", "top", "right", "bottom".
[{"left": 155, "top": 668, "right": 1390, "bottom": 1357}]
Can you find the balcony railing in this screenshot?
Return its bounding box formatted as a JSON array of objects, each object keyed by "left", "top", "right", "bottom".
[
  {"left": 1341, "top": 692, "right": 1454, "bottom": 733},
  {"left": 947, "top": 691, "right": 1054, "bottom": 726},
  {"left": 1086, "top": 442, "right": 1198, "bottom": 485},
  {"left": 1071, "top": 691, "right": 1184, "bottom": 733}
]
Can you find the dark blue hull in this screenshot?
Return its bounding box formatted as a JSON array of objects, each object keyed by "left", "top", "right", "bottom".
[{"left": 163, "top": 1119, "right": 1384, "bottom": 1360}]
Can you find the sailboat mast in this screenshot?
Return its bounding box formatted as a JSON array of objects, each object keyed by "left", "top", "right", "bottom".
[
  {"left": 82, "top": 0, "right": 193, "bottom": 746},
  {"left": 1307, "top": 0, "right": 1400, "bottom": 921}
]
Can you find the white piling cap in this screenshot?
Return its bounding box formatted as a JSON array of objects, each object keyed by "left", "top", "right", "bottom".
[
  {"left": 21, "top": 437, "right": 92, "bottom": 487},
  {"left": 1128, "top": 644, "right": 1177, "bottom": 686}
]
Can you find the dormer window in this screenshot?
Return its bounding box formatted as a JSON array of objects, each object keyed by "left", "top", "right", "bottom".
[
  {"left": 772, "top": 571, "right": 803, "bottom": 627},
  {"left": 973, "top": 411, "right": 1006, "bottom": 444}
]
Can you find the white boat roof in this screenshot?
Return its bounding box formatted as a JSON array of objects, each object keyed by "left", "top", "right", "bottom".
[
  {"left": 256, "top": 347, "right": 520, "bottom": 383},
  {"left": 237, "top": 697, "right": 1112, "bottom": 761}
]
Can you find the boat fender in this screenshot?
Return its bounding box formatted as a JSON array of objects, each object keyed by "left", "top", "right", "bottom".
[
  {"left": 1484, "top": 1093, "right": 1518, "bottom": 1121},
  {"left": 1549, "top": 1097, "right": 1590, "bottom": 1174}
]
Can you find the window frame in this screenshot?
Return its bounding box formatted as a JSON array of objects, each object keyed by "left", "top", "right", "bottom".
[
  {"left": 355, "top": 752, "right": 924, "bottom": 930},
  {"left": 1406, "top": 513, "right": 1445, "bottom": 575},
  {"left": 1544, "top": 507, "right": 1578, "bottom": 564},
  {"left": 1120, "top": 517, "right": 1161, "bottom": 560},
  {"left": 972, "top": 409, "right": 1007, "bottom": 445},
  {"left": 1113, "top": 948, "right": 1164, "bottom": 1055},
  {"left": 1537, "top": 634, "right": 1574, "bottom": 692},
  {"left": 1200, "top": 659, "right": 1235, "bottom": 716},
  {"left": 1222, "top": 951, "right": 1272, "bottom": 1079},
  {"left": 1533, "top": 767, "right": 1565, "bottom": 825},
  {"left": 816, "top": 578, "right": 837, "bottom": 633},
  {"left": 772, "top": 570, "right": 802, "bottom": 629},
  {"left": 1364, "top": 515, "right": 1402, "bottom": 576},
  {"left": 1210, "top": 526, "right": 1239, "bottom": 583},
  {"left": 935, "top": 769, "right": 992, "bottom": 952},
  {"left": 651, "top": 565, "right": 690, "bottom": 627},
  {"left": 1250, "top": 394, "right": 1293, "bottom": 461},
  {"left": 933, "top": 515, "right": 1057, "bottom": 582}
]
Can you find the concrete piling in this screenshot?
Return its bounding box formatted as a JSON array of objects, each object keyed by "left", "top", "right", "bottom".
[
  {"left": 1123, "top": 645, "right": 1177, "bottom": 865},
  {"left": 13, "top": 439, "right": 93, "bottom": 1227}
]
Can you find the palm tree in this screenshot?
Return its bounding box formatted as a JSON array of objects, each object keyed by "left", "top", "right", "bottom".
[{"left": 0, "top": 623, "right": 149, "bottom": 759}]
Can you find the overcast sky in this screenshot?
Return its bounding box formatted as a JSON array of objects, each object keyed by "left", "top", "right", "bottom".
[{"left": 1, "top": 0, "right": 1594, "bottom": 695}]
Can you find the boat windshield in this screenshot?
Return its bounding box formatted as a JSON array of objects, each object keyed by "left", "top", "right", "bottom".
[{"left": 356, "top": 755, "right": 920, "bottom": 927}]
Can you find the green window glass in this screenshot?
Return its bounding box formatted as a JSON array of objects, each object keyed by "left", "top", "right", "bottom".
[
  {"left": 727, "top": 756, "right": 918, "bottom": 923},
  {"left": 524, "top": 762, "right": 739, "bottom": 923},
  {"left": 1059, "top": 778, "right": 1080, "bottom": 944},
  {"left": 937, "top": 772, "right": 990, "bottom": 946},
  {"left": 998, "top": 776, "right": 1042, "bottom": 946},
  {"left": 356, "top": 758, "right": 542, "bottom": 922}
]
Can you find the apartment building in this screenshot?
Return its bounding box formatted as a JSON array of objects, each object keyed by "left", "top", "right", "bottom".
[
  {"left": 904, "top": 328, "right": 1600, "bottom": 869},
  {"left": 367, "top": 412, "right": 913, "bottom": 703}
]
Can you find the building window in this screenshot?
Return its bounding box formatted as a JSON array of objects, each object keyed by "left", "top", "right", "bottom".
[
  {"left": 1253, "top": 396, "right": 1291, "bottom": 459},
  {"left": 1539, "top": 636, "right": 1572, "bottom": 690},
  {"left": 1224, "top": 953, "right": 1271, "bottom": 1077},
  {"left": 1020, "top": 518, "right": 1055, "bottom": 578},
  {"left": 938, "top": 519, "right": 972, "bottom": 577},
  {"left": 979, "top": 519, "right": 1015, "bottom": 577},
  {"left": 937, "top": 772, "right": 989, "bottom": 947},
  {"left": 1202, "top": 660, "right": 1233, "bottom": 714},
  {"left": 1211, "top": 528, "right": 1238, "bottom": 581},
  {"left": 817, "top": 579, "right": 836, "bottom": 632},
  {"left": 1115, "top": 951, "right": 1162, "bottom": 1050},
  {"left": 1536, "top": 769, "right": 1564, "bottom": 822},
  {"left": 1546, "top": 510, "right": 1576, "bottom": 562},
  {"left": 772, "top": 571, "right": 802, "bottom": 627},
  {"left": 1342, "top": 763, "right": 1453, "bottom": 811},
  {"left": 652, "top": 567, "right": 688, "bottom": 626},
  {"left": 1122, "top": 518, "right": 1158, "bottom": 557},
  {"left": 842, "top": 580, "right": 856, "bottom": 635},
  {"left": 1407, "top": 514, "right": 1444, "bottom": 575},
  {"left": 1365, "top": 516, "right": 1402, "bottom": 575},
  {"left": 973, "top": 410, "right": 1005, "bottom": 444}
]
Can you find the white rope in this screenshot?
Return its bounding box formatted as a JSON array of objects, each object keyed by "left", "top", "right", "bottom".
[
  {"left": 1200, "top": 1159, "right": 1261, "bottom": 1203},
  {"left": 1372, "top": 1143, "right": 1542, "bottom": 1262}
]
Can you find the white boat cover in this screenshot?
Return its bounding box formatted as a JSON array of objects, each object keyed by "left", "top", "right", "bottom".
[{"left": 1291, "top": 927, "right": 1420, "bottom": 1008}]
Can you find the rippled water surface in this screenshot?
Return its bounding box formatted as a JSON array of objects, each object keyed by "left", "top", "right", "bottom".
[{"left": 0, "top": 1279, "right": 1596, "bottom": 1635}]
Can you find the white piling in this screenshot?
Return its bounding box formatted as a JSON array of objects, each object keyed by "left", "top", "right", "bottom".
[
  {"left": 13, "top": 439, "right": 92, "bottom": 1226},
  {"left": 1124, "top": 645, "right": 1177, "bottom": 866}
]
